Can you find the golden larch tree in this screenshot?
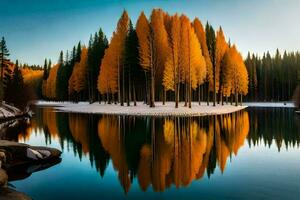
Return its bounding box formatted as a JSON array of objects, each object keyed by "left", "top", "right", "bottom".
[
  {"left": 162, "top": 14, "right": 181, "bottom": 108},
  {"left": 179, "top": 15, "right": 206, "bottom": 108},
  {"left": 150, "top": 9, "right": 170, "bottom": 105},
  {"left": 69, "top": 46, "right": 88, "bottom": 100},
  {"left": 97, "top": 11, "right": 129, "bottom": 104},
  {"left": 222, "top": 45, "right": 248, "bottom": 106},
  {"left": 215, "top": 27, "right": 228, "bottom": 103},
  {"left": 193, "top": 18, "right": 213, "bottom": 105},
  {"left": 45, "top": 64, "right": 59, "bottom": 100}
]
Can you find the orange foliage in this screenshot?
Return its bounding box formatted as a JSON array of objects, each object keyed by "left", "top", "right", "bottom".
[
  {"left": 69, "top": 47, "right": 88, "bottom": 95},
  {"left": 193, "top": 18, "right": 213, "bottom": 90},
  {"left": 97, "top": 11, "right": 129, "bottom": 96},
  {"left": 215, "top": 27, "right": 229, "bottom": 93},
  {"left": 42, "top": 64, "right": 59, "bottom": 99}
]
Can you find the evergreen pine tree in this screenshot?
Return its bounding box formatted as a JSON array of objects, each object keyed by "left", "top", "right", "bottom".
[
  {"left": 0, "top": 37, "right": 10, "bottom": 81},
  {"left": 124, "top": 21, "right": 139, "bottom": 106},
  {"left": 43, "top": 59, "right": 49, "bottom": 80},
  {"left": 205, "top": 23, "right": 216, "bottom": 106}
]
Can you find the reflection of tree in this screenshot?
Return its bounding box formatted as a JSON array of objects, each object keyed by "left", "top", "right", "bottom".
[
  {"left": 248, "top": 108, "right": 300, "bottom": 150},
  {"left": 134, "top": 111, "right": 250, "bottom": 192},
  {"left": 17, "top": 107, "right": 300, "bottom": 194},
  {"left": 98, "top": 115, "right": 131, "bottom": 193},
  {"left": 22, "top": 108, "right": 110, "bottom": 177},
  {"left": 69, "top": 114, "right": 89, "bottom": 154}
]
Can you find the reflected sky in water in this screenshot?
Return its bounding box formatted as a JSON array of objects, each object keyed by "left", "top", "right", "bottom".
[{"left": 5, "top": 107, "right": 300, "bottom": 200}]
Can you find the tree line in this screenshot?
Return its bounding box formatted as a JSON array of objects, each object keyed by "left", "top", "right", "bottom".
[
  {"left": 42, "top": 29, "right": 108, "bottom": 103},
  {"left": 41, "top": 9, "right": 249, "bottom": 107},
  {"left": 0, "top": 37, "right": 44, "bottom": 108},
  {"left": 245, "top": 50, "right": 300, "bottom": 102}
]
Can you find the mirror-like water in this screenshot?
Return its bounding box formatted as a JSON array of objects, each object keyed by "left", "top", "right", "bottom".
[{"left": 2, "top": 107, "right": 300, "bottom": 200}]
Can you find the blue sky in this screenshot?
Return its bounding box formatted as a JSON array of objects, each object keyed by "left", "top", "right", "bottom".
[{"left": 1, "top": 0, "right": 300, "bottom": 65}]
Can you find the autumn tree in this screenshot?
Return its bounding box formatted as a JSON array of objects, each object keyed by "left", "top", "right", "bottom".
[
  {"left": 215, "top": 27, "right": 228, "bottom": 104},
  {"left": 206, "top": 23, "right": 216, "bottom": 106},
  {"left": 163, "top": 14, "right": 181, "bottom": 108},
  {"left": 150, "top": 9, "right": 169, "bottom": 105},
  {"left": 222, "top": 45, "right": 248, "bottom": 106},
  {"left": 117, "top": 11, "right": 130, "bottom": 106},
  {"left": 98, "top": 47, "right": 115, "bottom": 103},
  {"left": 69, "top": 47, "right": 88, "bottom": 101},
  {"left": 97, "top": 11, "right": 129, "bottom": 105},
  {"left": 179, "top": 15, "right": 206, "bottom": 108},
  {"left": 136, "top": 11, "right": 152, "bottom": 106},
  {"left": 43, "top": 64, "right": 59, "bottom": 100},
  {"left": 193, "top": 18, "right": 213, "bottom": 105}
]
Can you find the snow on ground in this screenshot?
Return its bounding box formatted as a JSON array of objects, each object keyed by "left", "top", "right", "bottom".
[
  {"left": 35, "top": 101, "right": 247, "bottom": 116},
  {"left": 244, "top": 102, "right": 295, "bottom": 108}
]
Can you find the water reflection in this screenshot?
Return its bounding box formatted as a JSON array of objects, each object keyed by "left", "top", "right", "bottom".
[
  {"left": 12, "top": 107, "right": 300, "bottom": 194},
  {"left": 248, "top": 108, "right": 300, "bottom": 150}
]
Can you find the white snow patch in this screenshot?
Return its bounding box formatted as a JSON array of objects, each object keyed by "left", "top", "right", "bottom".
[
  {"left": 35, "top": 101, "right": 247, "bottom": 116},
  {"left": 245, "top": 102, "right": 295, "bottom": 108}
]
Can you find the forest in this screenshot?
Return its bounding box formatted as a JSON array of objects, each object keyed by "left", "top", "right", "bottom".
[
  {"left": 43, "top": 9, "right": 248, "bottom": 108},
  {"left": 0, "top": 9, "right": 299, "bottom": 109},
  {"left": 246, "top": 50, "right": 300, "bottom": 101},
  {"left": 0, "top": 37, "right": 43, "bottom": 108}
]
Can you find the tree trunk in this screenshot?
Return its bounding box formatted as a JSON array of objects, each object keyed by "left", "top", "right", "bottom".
[
  {"left": 207, "top": 82, "right": 210, "bottom": 106},
  {"left": 150, "top": 66, "right": 155, "bottom": 107},
  {"left": 145, "top": 72, "right": 149, "bottom": 105},
  {"left": 107, "top": 93, "right": 111, "bottom": 104},
  {"left": 121, "top": 64, "right": 125, "bottom": 106},
  {"left": 201, "top": 85, "right": 203, "bottom": 105},
  {"left": 189, "top": 81, "right": 192, "bottom": 108},
  {"left": 198, "top": 86, "right": 201, "bottom": 105},
  {"left": 221, "top": 91, "right": 223, "bottom": 106},
  {"left": 240, "top": 94, "right": 243, "bottom": 106},
  {"left": 184, "top": 82, "right": 188, "bottom": 107},
  {"left": 133, "top": 81, "right": 137, "bottom": 106},
  {"left": 127, "top": 66, "right": 131, "bottom": 106},
  {"left": 175, "top": 83, "right": 179, "bottom": 108},
  {"left": 162, "top": 87, "right": 166, "bottom": 105},
  {"left": 235, "top": 91, "right": 238, "bottom": 106},
  {"left": 213, "top": 65, "right": 216, "bottom": 106},
  {"left": 118, "top": 58, "right": 121, "bottom": 105}
]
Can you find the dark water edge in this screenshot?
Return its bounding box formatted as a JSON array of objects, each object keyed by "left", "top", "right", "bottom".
[{"left": 1, "top": 107, "right": 300, "bottom": 200}]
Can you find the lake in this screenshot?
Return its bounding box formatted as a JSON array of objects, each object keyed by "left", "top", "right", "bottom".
[{"left": 2, "top": 106, "right": 300, "bottom": 200}]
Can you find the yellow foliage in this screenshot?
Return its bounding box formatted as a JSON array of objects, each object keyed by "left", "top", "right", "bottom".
[
  {"left": 163, "top": 14, "right": 181, "bottom": 91},
  {"left": 43, "top": 64, "right": 59, "bottom": 99},
  {"left": 69, "top": 47, "right": 88, "bottom": 95},
  {"left": 136, "top": 12, "right": 151, "bottom": 71},
  {"left": 215, "top": 27, "right": 228, "bottom": 93},
  {"left": 222, "top": 45, "right": 248, "bottom": 96},
  {"left": 193, "top": 18, "right": 213, "bottom": 90},
  {"left": 97, "top": 11, "right": 129, "bottom": 95},
  {"left": 179, "top": 15, "right": 206, "bottom": 89}
]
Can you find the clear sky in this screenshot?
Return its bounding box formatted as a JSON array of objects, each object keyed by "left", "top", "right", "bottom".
[{"left": 1, "top": 0, "right": 300, "bottom": 65}]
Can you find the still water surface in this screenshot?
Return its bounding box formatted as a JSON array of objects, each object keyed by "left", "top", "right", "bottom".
[{"left": 3, "top": 107, "right": 300, "bottom": 200}]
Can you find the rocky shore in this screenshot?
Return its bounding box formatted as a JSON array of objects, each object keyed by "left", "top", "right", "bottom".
[
  {"left": 0, "top": 102, "right": 31, "bottom": 123},
  {"left": 0, "top": 140, "right": 61, "bottom": 200}
]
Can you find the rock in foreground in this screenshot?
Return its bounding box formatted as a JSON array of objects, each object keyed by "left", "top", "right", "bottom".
[{"left": 0, "top": 188, "right": 32, "bottom": 200}]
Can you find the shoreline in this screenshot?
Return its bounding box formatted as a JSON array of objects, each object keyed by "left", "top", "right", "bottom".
[{"left": 34, "top": 101, "right": 248, "bottom": 116}]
